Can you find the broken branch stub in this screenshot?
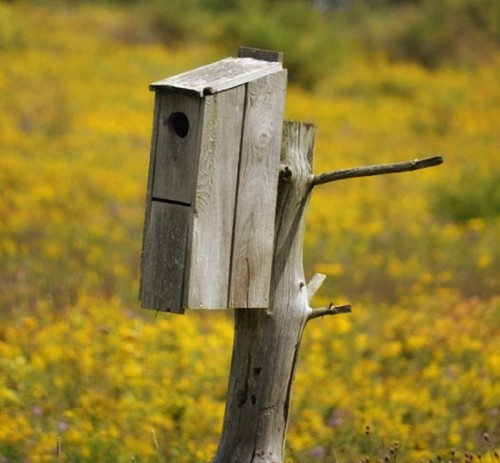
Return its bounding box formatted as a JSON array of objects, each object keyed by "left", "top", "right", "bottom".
[{"left": 311, "top": 155, "right": 443, "bottom": 188}]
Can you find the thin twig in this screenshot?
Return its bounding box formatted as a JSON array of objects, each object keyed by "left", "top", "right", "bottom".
[
  {"left": 311, "top": 155, "right": 443, "bottom": 187},
  {"left": 307, "top": 303, "right": 352, "bottom": 321}
]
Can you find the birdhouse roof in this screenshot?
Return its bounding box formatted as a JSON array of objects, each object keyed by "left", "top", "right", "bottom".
[{"left": 150, "top": 57, "right": 283, "bottom": 97}]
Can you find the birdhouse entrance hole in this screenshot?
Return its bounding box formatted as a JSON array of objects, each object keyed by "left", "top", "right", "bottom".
[{"left": 168, "top": 112, "right": 189, "bottom": 138}]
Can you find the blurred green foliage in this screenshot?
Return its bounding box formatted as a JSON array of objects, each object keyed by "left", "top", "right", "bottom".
[
  {"left": 25, "top": 0, "right": 500, "bottom": 87},
  {"left": 431, "top": 169, "right": 500, "bottom": 223},
  {"left": 142, "top": 0, "right": 500, "bottom": 86}
]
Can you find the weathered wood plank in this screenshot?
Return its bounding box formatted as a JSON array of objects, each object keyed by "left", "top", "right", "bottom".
[
  {"left": 229, "top": 70, "right": 287, "bottom": 308},
  {"left": 150, "top": 58, "right": 283, "bottom": 97},
  {"left": 140, "top": 201, "right": 190, "bottom": 313},
  {"left": 188, "top": 86, "right": 246, "bottom": 309},
  {"left": 152, "top": 91, "right": 203, "bottom": 204},
  {"left": 139, "top": 95, "right": 160, "bottom": 301},
  {"left": 238, "top": 46, "right": 283, "bottom": 63}
]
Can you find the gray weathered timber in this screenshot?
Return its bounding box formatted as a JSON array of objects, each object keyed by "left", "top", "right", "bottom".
[
  {"left": 139, "top": 93, "right": 160, "bottom": 305},
  {"left": 141, "top": 56, "right": 286, "bottom": 312},
  {"left": 213, "top": 121, "right": 316, "bottom": 463},
  {"left": 152, "top": 92, "right": 203, "bottom": 203},
  {"left": 151, "top": 58, "right": 282, "bottom": 97},
  {"left": 238, "top": 47, "right": 284, "bottom": 63},
  {"left": 229, "top": 70, "right": 287, "bottom": 308},
  {"left": 140, "top": 90, "right": 204, "bottom": 313},
  {"left": 140, "top": 201, "right": 190, "bottom": 314},
  {"left": 188, "top": 86, "right": 246, "bottom": 308},
  {"left": 140, "top": 94, "right": 189, "bottom": 314}
]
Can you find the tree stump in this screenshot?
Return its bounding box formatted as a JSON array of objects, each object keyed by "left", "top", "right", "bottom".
[{"left": 212, "top": 120, "right": 442, "bottom": 462}]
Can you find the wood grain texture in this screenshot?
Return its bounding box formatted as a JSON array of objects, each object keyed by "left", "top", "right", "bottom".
[
  {"left": 188, "top": 87, "right": 246, "bottom": 308},
  {"left": 150, "top": 58, "right": 283, "bottom": 97},
  {"left": 139, "top": 95, "right": 160, "bottom": 301},
  {"left": 229, "top": 70, "right": 287, "bottom": 308},
  {"left": 152, "top": 91, "right": 203, "bottom": 204},
  {"left": 140, "top": 201, "right": 189, "bottom": 313},
  {"left": 143, "top": 61, "right": 287, "bottom": 311},
  {"left": 238, "top": 47, "right": 283, "bottom": 63},
  {"left": 213, "top": 122, "right": 317, "bottom": 463}
]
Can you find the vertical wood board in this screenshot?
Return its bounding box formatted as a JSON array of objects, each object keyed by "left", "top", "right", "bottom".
[
  {"left": 139, "top": 96, "right": 161, "bottom": 300},
  {"left": 188, "top": 87, "right": 246, "bottom": 309},
  {"left": 229, "top": 70, "right": 287, "bottom": 308},
  {"left": 152, "top": 91, "right": 203, "bottom": 204},
  {"left": 140, "top": 201, "right": 190, "bottom": 313}
]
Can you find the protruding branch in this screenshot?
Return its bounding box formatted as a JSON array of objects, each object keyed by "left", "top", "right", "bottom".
[
  {"left": 311, "top": 155, "right": 443, "bottom": 188},
  {"left": 307, "top": 303, "right": 352, "bottom": 321},
  {"left": 306, "top": 273, "right": 326, "bottom": 302}
]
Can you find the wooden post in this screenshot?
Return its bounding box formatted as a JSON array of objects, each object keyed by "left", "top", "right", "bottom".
[
  {"left": 211, "top": 119, "right": 442, "bottom": 462},
  {"left": 212, "top": 121, "right": 317, "bottom": 463}
]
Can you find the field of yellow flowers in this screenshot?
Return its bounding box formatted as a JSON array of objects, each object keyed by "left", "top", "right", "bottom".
[{"left": 0, "top": 2, "right": 499, "bottom": 462}]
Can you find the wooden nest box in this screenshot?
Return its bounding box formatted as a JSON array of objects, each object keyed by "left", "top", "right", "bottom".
[{"left": 140, "top": 48, "right": 287, "bottom": 313}]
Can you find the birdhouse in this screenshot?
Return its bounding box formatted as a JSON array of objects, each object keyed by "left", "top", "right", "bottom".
[{"left": 140, "top": 48, "right": 287, "bottom": 313}]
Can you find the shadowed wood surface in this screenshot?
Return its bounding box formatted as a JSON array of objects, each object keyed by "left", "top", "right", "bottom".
[
  {"left": 152, "top": 92, "right": 203, "bottom": 204},
  {"left": 140, "top": 201, "right": 189, "bottom": 314}
]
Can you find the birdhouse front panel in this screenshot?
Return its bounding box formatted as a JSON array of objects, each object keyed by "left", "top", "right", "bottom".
[
  {"left": 187, "top": 85, "right": 246, "bottom": 309},
  {"left": 140, "top": 53, "right": 287, "bottom": 313},
  {"left": 151, "top": 92, "right": 204, "bottom": 204},
  {"left": 141, "top": 201, "right": 190, "bottom": 313},
  {"left": 140, "top": 91, "right": 203, "bottom": 314}
]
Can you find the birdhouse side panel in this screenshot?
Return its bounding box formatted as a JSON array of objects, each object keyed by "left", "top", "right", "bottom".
[
  {"left": 229, "top": 70, "right": 287, "bottom": 308},
  {"left": 187, "top": 86, "right": 246, "bottom": 309},
  {"left": 139, "top": 95, "right": 161, "bottom": 303},
  {"left": 152, "top": 91, "right": 204, "bottom": 205},
  {"left": 140, "top": 201, "right": 190, "bottom": 313}
]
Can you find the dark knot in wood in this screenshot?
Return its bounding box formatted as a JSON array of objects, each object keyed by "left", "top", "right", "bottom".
[{"left": 279, "top": 165, "right": 293, "bottom": 182}]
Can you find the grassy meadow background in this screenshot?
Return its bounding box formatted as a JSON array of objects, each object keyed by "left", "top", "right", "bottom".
[{"left": 0, "top": 0, "right": 499, "bottom": 461}]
